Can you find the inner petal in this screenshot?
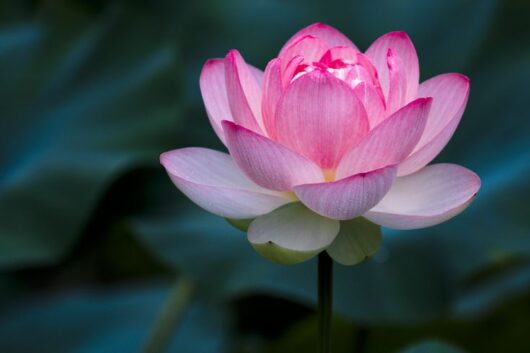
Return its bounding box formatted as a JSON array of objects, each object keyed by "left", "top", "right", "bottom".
[
  {"left": 289, "top": 54, "right": 385, "bottom": 107},
  {"left": 274, "top": 69, "right": 369, "bottom": 169}
]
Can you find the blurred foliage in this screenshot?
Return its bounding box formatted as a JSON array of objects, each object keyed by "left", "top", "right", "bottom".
[{"left": 0, "top": 0, "right": 530, "bottom": 352}]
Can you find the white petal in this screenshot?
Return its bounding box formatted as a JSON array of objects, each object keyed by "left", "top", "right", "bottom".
[
  {"left": 248, "top": 203, "right": 340, "bottom": 253},
  {"left": 160, "top": 148, "right": 291, "bottom": 219},
  {"left": 365, "top": 164, "right": 480, "bottom": 229}
]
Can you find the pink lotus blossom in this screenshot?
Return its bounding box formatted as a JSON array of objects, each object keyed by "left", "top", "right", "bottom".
[{"left": 161, "top": 23, "right": 480, "bottom": 263}]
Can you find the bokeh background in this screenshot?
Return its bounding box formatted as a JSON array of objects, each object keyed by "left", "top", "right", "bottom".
[{"left": 1, "top": 0, "right": 530, "bottom": 352}]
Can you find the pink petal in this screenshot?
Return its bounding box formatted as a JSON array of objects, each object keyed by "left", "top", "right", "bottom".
[
  {"left": 223, "top": 121, "right": 324, "bottom": 191},
  {"left": 261, "top": 59, "right": 282, "bottom": 137},
  {"left": 386, "top": 48, "right": 408, "bottom": 114},
  {"left": 352, "top": 82, "right": 386, "bottom": 128},
  {"left": 398, "top": 73, "right": 470, "bottom": 176},
  {"left": 365, "top": 31, "right": 419, "bottom": 104},
  {"left": 365, "top": 164, "right": 480, "bottom": 229},
  {"left": 248, "top": 64, "right": 264, "bottom": 85},
  {"left": 355, "top": 53, "right": 383, "bottom": 88},
  {"left": 199, "top": 59, "right": 232, "bottom": 144},
  {"left": 274, "top": 70, "right": 369, "bottom": 169},
  {"left": 294, "top": 166, "right": 397, "bottom": 220},
  {"left": 279, "top": 35, "right": 329, "bottom": 73},
  {"left": 225, "top": 50, "right": 264, "bottom": 132},
  {"left": 337, "top": 98, "right": 432, "bottom": 178},
  {"left": 282, "top": 55, "right": 305, "bottom": 86},
  {"left": 320, "top": 46, "right": 358, "bottom": 65},
  {"left": 280, "top": 23, "right": 359, "bottom": 54},
  {"left": 160, "top": 148, "right": 291, "bottom": 219}
]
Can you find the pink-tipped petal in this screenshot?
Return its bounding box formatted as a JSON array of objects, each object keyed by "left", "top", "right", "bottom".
[
  {"left": 282, "top": 55, "right": 305, "bottom": 86},
  {"left": 223, "top": 121, "right": 324, "bottom": 191},
  {"left": 279, "top": 35, "right": 329, "bottom": 73},
  {"left": 398, "top": 73, "right": 470, "bottom": 176},
  {"left": 337, "top": 98, "right": 432, "bottom": 178},
  {"left": 225, "top": 50, "right": 264, "bottom": 132},
  {"left": 386, "top": 48, "right": 408, "bottom": 113},
  {"left": 294, "top": 166, "right": 397, "bottom": 220},
  {"left": 320, "top": 46, "right": 358, "bottom": 65},
  {"left": 275, "top": 70, "right": 369, "bottom": 169},
  {"left": 262, "top": 59, "right": 282, "bottom": 137},
  {"left": 199, "top": 59, "right": 233, "bottom": 144},
  {"left": 365, "top": 31, "right": 419, "bottom": 103},
  {"left": 160, "top": 148, "right": 291, "bottom": 219},
  {"left": 365, "top": 164, "right": 480, "bottom": 229},
  {"left": 280, "top": 23, "right": 359, "bottom": 54},
  {"left": 355, "top": 53, "right": 383, "bottom": 88},
  {"left": 248, "top": 202, "right": 340, "bottom": 253}
]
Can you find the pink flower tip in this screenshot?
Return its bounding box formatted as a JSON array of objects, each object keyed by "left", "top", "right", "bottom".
[
  {"left": 454, "top": 73, "right": 471, "bottom": 84},
  {"left": 416, "top": 96, "right": 434, "bottom": 105},
  {"left": 204, "top": 58, "right": 222, "bottom": 66},
  {"left": 221, "top": 119, "right": 237, "bottom": 129},
  {"left": 386, "top": 31, "right": 411, "bottom": 39},
  {"left": 159, "top": 151, "right": 171, "bottom": 167},
  {"left": 310, "top": 22, "right": 333, "bottom": 29},
  {"left": 225, "top": 49, "right": 242, "bottom": 62}
]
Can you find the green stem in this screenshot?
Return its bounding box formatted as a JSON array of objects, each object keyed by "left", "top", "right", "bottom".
[
  {"left": 142, "top": 276, "right": 194, "bottom": 353},
  {"left": 318, "top": 252, "right": 333, "bottom": 353}
]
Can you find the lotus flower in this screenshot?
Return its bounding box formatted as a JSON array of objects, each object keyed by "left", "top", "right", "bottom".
[{"left": 160, "top": 23, "right": 480, "bottom": 264}]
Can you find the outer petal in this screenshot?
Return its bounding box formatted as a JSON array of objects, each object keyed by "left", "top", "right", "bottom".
[
  {"left": 248, "top": 203, "right": 340, "bottom": 263},
  {"left": 223, "top": 121, "right": 324, "bottom": 191},
  {"left": 199, "top": 59, "right": 232, "bottom": 144},
  {"left": 225, "top": 50, "right": 264, "bottom": 132},
  {"left": 275, "top": 70, "right": 369, "bottom": 169},
  {"left": 279, "top": 35, "right": 328, "bottom": 73},
  {"left": 364, "top": 164, "right": 480, "bottom": 229},
  {"left": 294, "top": 166, "right": 397, "bottom": 220},
  {"left": 160, "top": 148, "right": 291, "bottom": 219},
  {"left": 365, "top": 31, "right": 419, "bottom": 103},
  {"left": 280, "top": 23, "right": 359, "bottom": 53},
  {"left": 337, "top": 98, "right": 432, "bottom": 178},
  {"left": 398, "top": 73, "right": 470, "bottom": 176}
]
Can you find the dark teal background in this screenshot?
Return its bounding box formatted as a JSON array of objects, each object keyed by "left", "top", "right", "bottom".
[{"left": 1, "top": 1, "right": 529, "bottom": 352}]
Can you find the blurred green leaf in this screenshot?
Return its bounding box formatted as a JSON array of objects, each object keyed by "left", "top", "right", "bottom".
[
  {"left": 0, "top": 5, "right": 181, "bottom": 268},
  {"left": 0, "top": 283, "right": 229, "bottom": 353}
]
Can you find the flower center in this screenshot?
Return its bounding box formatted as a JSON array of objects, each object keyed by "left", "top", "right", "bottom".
[
  {"left": 291, "top": 59, "right": 376, "bottom": 91},
  {"left": 323, "top": 169, "right": 336, "bottom": 182}
]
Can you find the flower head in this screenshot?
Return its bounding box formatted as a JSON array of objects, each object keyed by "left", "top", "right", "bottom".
[{"left": 161, "top": 23, "right": 480, "bottom": 264}]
